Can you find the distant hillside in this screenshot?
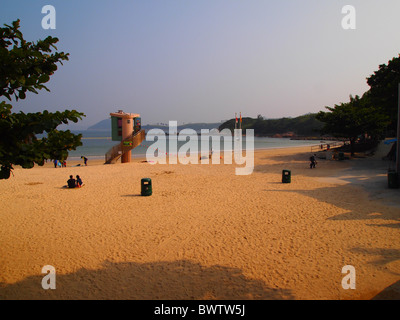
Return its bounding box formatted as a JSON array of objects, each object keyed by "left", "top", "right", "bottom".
[
  {"left": 86, "top": 119, "right": 223, "bottom": 133},
  {"left": 219, "top": 114, "right": 324, "bottom": 137},
  {"left": 87, "top": 119, "right": 111, "bottom": 131},
  {"left": 87, "top": 119, "right": 110, "bottom": 131}
]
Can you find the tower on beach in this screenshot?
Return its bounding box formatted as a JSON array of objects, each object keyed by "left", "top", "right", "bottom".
[{"left": 105, "top": 110, "right": 145, "bottom": 164}]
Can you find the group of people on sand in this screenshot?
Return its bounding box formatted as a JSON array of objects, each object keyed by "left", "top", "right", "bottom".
[
  {"left": 54, "top": 156, "right": 88, "bottom": 168},
  {"left": 65, "top": 156, "right": 87, "bottom": 188},
  {"left": 67, "top": 175, "right": 83, "bottom": 188},
  {"left": 54, "top": 159, "right": 67, "bottom": 168}
]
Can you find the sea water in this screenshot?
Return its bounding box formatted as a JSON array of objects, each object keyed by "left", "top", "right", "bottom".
[{"left": 67, "top": 132, "right": 324, "bottom": 161}]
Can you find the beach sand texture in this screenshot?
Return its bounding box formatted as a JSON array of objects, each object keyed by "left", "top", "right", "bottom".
[{"left": 0, "top": 145, "right": 399, "bottom": 300}]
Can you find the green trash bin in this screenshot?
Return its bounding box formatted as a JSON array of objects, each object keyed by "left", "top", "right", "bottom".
[
  {"left": 388, "top": 170, "right": 399, "bottom": 189},
  {"left": 282, "top": 170, "right": 291, "bottom": 184},
  {"left": 141, "top": 178, "right": 152, "bottom": 196},
  {"left": 338, "top": 152, "right": 345, "bottom": 161}
]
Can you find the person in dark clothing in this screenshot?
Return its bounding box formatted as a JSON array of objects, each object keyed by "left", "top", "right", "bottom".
[
  {"left": 67, "top": 175, "right": 76, "bottom": 188},
  {"left": 76, "top": 175, "right": 83, "bottom": 187},
  {"left": 309, "top": 154, "right": 317, "bottom": 169},
  {"left": 81, "top": 156, "right": 88, "bottom": 166}
]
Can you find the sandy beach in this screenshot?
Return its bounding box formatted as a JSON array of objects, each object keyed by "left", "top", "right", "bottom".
[{"left": 0, "top": 144, "right": 399, "bottom": 300}]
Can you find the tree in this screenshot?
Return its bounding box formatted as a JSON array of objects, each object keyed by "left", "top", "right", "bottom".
[
  {"left": 218, "top": 114, "right": 323, "bottom": 137},
  {"left": 367, "top": 55, "right": 400, "bottom": 133},
  {"left": 0, "top": 20, "right": 85, "bottom": 179},
  {"left": 316, "top": 95, "right": 389, "bottom": 156}
]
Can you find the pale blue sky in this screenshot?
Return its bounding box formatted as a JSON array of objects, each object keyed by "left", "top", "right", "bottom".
[{"left": 1, "top": 0, "right": 400, "bottom": 129}]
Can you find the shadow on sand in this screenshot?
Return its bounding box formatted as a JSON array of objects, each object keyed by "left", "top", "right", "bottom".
[
  {"left": 0, "top": 260, "right": 294, "bottom": 300},
  {"left": 262, "top": 184, "right": 399, "bottom": 225},
  {"left": 256, "top": 146, "right": 400, "bottom": 210},
  {"left": 372, "top": 280, "right": 400, "bottom": 300}
]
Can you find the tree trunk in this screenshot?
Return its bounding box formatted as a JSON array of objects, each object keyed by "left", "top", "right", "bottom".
[{"left": 350, "top": 138, "right": 356, "bottom": 157}]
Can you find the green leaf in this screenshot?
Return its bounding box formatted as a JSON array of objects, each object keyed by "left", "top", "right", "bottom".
[{"left": 0, "top": 19, "right": 86, "bottom": 179}]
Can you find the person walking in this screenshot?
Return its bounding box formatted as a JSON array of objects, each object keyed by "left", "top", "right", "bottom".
[{"left": 309, "top": 154, "right": 317, "bottom": 169}]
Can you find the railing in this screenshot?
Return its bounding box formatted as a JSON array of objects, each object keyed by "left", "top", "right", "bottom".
[
  {"left": 105, "top": 130, "right": 146, "bottom": 164},
  {"left": 311, "top": 141, "right": 348, "bottom": 153}
]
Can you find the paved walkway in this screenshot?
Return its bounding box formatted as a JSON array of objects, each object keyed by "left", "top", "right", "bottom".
[{"left": 317, "top": 140, "right": 400, "bottom": 208}]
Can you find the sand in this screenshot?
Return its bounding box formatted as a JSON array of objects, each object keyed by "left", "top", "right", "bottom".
[{"left": 0, "top": 144, "right": 399, "bottom": 300}]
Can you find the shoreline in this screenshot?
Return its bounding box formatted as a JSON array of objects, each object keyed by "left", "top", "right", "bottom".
[
  {"left": 60, "top": 143, "right": 330, "bottom": 168},
  {"left": 1, "top": 144, "right": 399, "bottom": 300},
  {"left": 65, "top": 137, "right": 330, "bottom": 162}
]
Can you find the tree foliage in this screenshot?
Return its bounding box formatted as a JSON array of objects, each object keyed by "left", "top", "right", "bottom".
[
  {"left": 316, "top": 95, "right": 389, "bottom": 155},
  {"left": 316, "top": 54, "right": 400, "bottom": 156},
  {"left": 367, "top": 55, "right": 400, "bottom": 132},
  {"left": 219, "top": 113, "right": 323, "bottom": 137},
  {"left": 0, "top": 20, "right": 85, "bottom": 179}
]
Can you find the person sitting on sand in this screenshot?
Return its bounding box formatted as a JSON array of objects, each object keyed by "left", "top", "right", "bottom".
[
  {"left": 76, "top": 175, "right": 83, "bottom": 188},
  {"left": 67, "top": 175, "right": 76, "bottom": 188}
]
